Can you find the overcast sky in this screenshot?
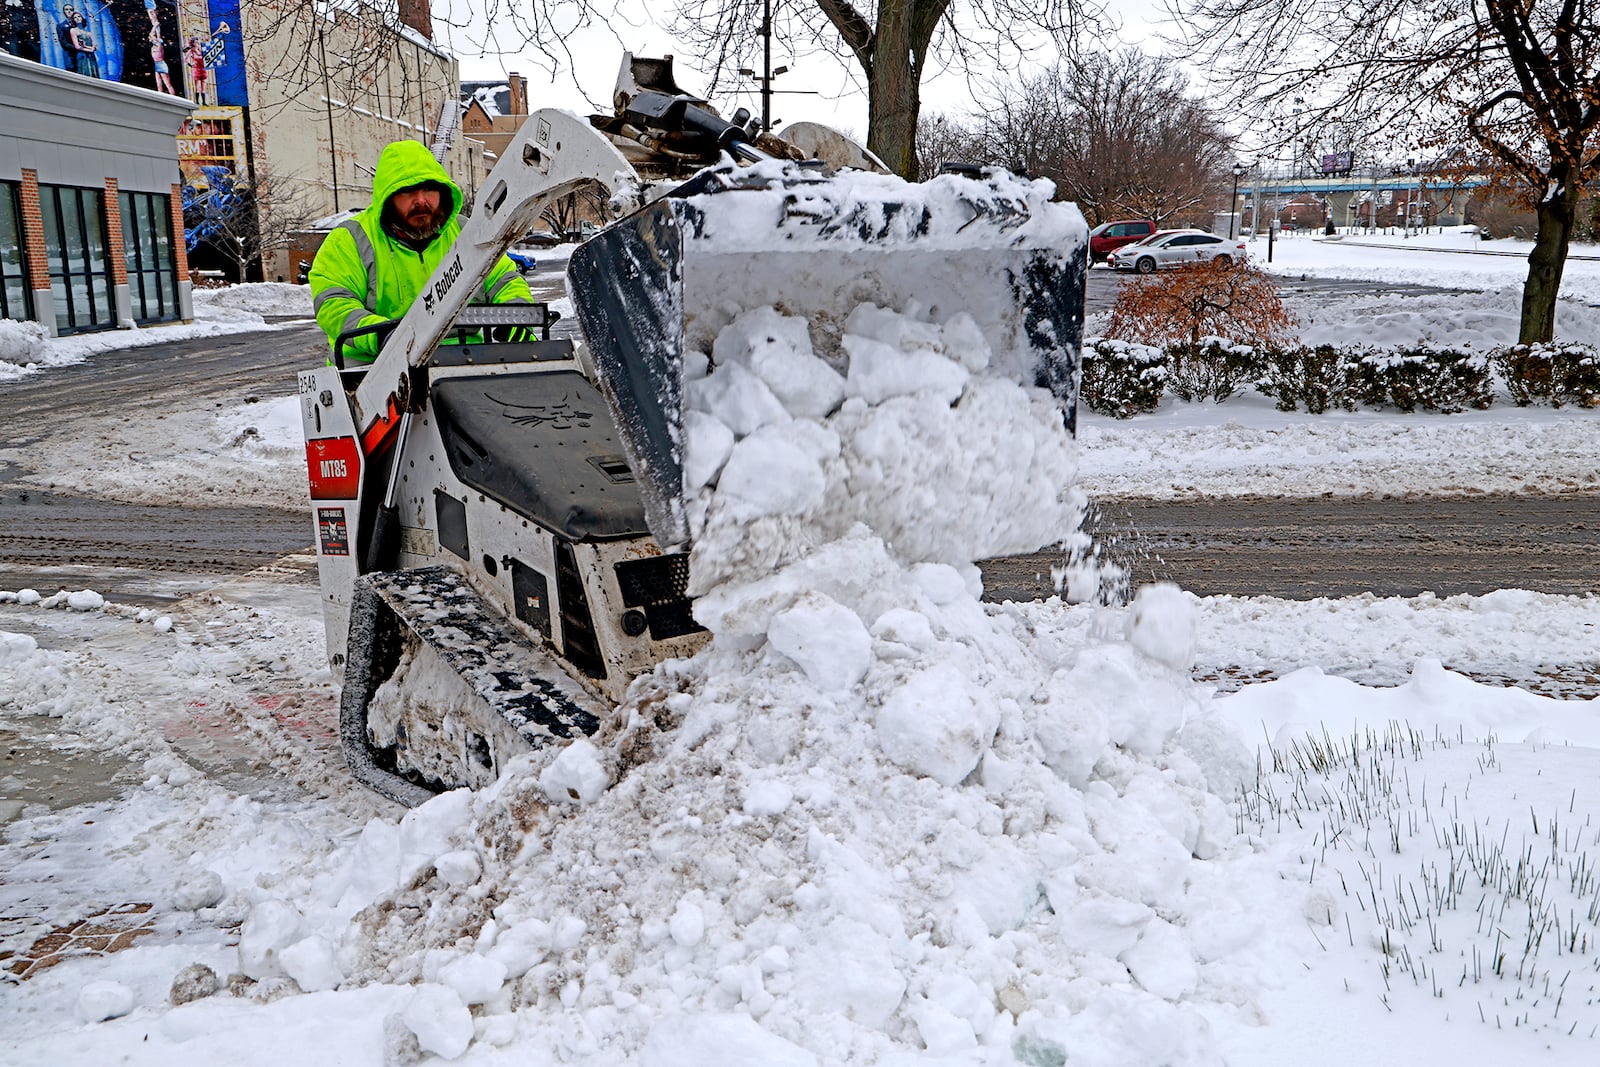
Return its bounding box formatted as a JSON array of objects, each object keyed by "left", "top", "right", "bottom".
[{"left": 442, "top": 0, "right": 1174, "bottom": 141}]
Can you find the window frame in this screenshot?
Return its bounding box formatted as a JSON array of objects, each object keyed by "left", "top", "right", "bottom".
[
  {"left": 38, "top": 184, "right": 116, "bottom": 335},
  {"left": 120, "top": 190, "right": 181, "bottom": 324},
  {"left": 0, "top": 181, "right": 33, "bottom": 323}
]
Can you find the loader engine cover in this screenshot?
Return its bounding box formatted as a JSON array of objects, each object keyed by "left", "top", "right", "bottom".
[
  {"left": 430, "top": 370, "right": 651, "bottom": 540},
  {"left": 569, "top": 159, "right": 1087, "bottom": 550}
]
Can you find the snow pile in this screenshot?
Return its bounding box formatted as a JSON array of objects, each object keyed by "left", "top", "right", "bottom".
[
  {"left": 0, "top": 283, "right": 308, "bottom": 383},
  {"left": 0, "top": 317, "right": 49, "bottom": 371},
  {"left": 192, "top": 282, "right": 312, "bottom": 318},
  {"left": 271, "top": 303, "right": 1270, "bottom": 1065},
  {"left": 1286, "top": 282, "right": 1600, "bottom": 349},
  {"left": 1076, "top": 401, "right": 1600, "bottom": 499},
  {"left": 1259, "top": 228, "right": 1600, "bottom": 304}
]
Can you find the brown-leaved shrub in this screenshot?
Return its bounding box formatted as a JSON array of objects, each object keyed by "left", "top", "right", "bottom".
[{"left": 1102, "top": 260, "right": 1298, "bottom": 352}]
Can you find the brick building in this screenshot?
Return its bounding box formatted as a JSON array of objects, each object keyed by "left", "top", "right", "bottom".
[
  {"left": 459, "top": 73, "right": 528, "bottom": 164},
  {"left": 1, "top": 50, "right": 194, "bottom": 336}
]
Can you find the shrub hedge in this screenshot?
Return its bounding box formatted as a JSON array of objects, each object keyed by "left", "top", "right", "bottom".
[{"left": 1079, "top": 339, "right": 1598, "bottom": 417}]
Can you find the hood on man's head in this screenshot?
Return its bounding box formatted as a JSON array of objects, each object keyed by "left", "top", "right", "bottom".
[{"left": 368, "top": 140, "right": 463, "bottom": 224}]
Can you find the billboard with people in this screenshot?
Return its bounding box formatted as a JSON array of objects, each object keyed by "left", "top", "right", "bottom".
[
  {"left": 1, "top": 0, "right": 246, "bottom": 109},
  {"left": 3, "top": 0, "right": 187, "bottom": 98}
]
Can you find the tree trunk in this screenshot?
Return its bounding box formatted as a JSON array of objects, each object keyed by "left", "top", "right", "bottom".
[
  {"left": 1520, "top": 181, "right": 1579, "bottom": 344},
  {"left": 865, "top": 4, "right": 919, "bottom": 179}
]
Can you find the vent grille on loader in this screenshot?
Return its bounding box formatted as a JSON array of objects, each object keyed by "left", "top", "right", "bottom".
[{"left": 615, "top": 553, "right": 704, "bottom": 640}]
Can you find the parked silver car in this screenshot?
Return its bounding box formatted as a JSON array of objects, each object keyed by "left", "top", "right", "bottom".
[{"left": 1107, "top": 229, "right": 1248, "bottom": 273}]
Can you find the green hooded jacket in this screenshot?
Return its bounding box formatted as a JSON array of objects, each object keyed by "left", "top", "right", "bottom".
[{"left": 308, "top": 139, "right": 533, "bottom": 362}]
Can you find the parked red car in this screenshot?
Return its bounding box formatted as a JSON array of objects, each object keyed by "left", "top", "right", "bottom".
[{"left": 1088, "top": 219, "right": 1157, "bottom": 262}]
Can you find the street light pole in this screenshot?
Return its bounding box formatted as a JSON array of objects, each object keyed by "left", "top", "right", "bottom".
[
  {"left": 1229, "top": 162, "right": 1244, "bottom": 239},
  {"left": 737, "top": 0, "right": 786, "bottom": 132},
  {"left": 1405, "top": 156, "right": 1415, "bottom": 237},
  {"left": 761, "top": 0, "right": 772, "bottom": 132}
]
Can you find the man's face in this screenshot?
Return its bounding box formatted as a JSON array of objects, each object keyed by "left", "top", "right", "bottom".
[{"left": 390, "top": 184, "right": 445, "bottom": 236}]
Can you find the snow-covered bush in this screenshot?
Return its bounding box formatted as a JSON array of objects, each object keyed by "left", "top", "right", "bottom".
[
  {"left": 1080, "top": 337, "right": 1166, "bottom": 418},
  {"left": 1347, "top": 344, "right": 1494, "bottom": 413},
  {"left": 1494, "top": 342, "right": 1600, "bottom": 407},
  {"left": 1165, "top": 337, "right": 1262, "bottom": 403},
  {"left": 1254, "top": 344, "right": 1362, "bottom": 414}
]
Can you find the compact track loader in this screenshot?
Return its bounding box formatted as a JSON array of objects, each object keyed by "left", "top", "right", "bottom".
[{"left": 299, "top": 56, "right": 1087, "bottom": 805}]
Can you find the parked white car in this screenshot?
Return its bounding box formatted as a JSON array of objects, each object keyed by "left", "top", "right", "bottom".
[{"left": 1107, "top": 229, "right": 1248, "bottom": 273}]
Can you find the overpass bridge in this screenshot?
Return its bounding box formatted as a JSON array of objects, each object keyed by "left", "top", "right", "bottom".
[{"left": 1237, "top": 169, "right": 1491, "bottom": 229}]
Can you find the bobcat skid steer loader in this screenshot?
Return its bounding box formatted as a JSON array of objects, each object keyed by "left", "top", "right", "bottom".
[{"left": 299, "top": 56, "right": 1088, "bottom": 806}]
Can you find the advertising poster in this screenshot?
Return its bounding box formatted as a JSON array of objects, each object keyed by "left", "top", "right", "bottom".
[
  {"left": 176, "top": 0, "right": 242, "bottom": 107},
  {"left": 5, "top": 0, "right": 183, "bottom": 96},
  {"left": 175, "top": 103, "right": 244, "bottom": 188}
]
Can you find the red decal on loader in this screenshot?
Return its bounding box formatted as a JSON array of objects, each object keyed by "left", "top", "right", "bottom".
[{"left": 306, "top": 437, "right": 361, "bottom": 499}]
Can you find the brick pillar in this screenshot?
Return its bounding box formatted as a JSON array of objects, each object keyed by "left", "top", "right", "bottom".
[
  {"left": 397, "top": 0, "right": 432, "bottom": 39},
  {"left": 103, "top": 177, "right": 133, "bottom": 326},
  {"left": 18, "top": 169, "right": 48, "bottom": 294},
  {"left": 17, "top": 169, "right": 54, "bottom": 332},
  {"left": 169, "top": 183, "right": 190, "bottom": 283},
  {"left": 103, "top": 178, "right": 128, "bottom": 284},
  {"left": 171, "top": 182, "right": 194, "bottom": 322}
]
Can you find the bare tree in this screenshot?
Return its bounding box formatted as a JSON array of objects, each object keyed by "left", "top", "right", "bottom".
[
  {"left": 952, "top": 53, "right": 1231, "bottom": 224},
  {"left": 1172, "top": 0, "right": 1600, "bottom": 343},
  {"left": 538, "top": 181, "right": 616, "bottom": 238},
  {"left": 186, "top": 163, "right": 318, "bottom": 282},
  {"left": 250, "top": 1, "right": 1105, "bottom": 182},
  {"left": 670, "top": 0, "right": 1104, "bottom": 179},
  {"left": 914, "top": 111, "right": 981, "bottom": 178}
]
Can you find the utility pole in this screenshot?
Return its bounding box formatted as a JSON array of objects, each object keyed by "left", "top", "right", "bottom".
[
  {"left": 318, "top": 27, "right": 340, "bottom": 214},
  {"left": 761, "top": 0, "right": 772, "bottom": 132}
]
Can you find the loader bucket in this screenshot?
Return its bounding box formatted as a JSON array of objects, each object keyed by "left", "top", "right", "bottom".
[{"left": 568, "top": 160, "right": 1087, "bottom": 551}]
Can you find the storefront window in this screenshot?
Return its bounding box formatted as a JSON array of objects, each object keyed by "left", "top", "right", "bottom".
[
  {"left": 120, "top": 191, "right": 180, "bottom": 323},
  {"left": 38, "top": 185, "right": 114, "bottom": 334},
  {"left": 0, "top": 183, "right": 31, "bottom": 323}
]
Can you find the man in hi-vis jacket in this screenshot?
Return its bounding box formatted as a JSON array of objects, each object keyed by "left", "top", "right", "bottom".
[{"left": 309, "top": 140, "right": 533, "bottom": 362}]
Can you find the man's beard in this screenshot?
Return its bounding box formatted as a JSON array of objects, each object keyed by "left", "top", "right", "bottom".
[{"left": 396, "top": 205, "right": 444, "bottom": 240}]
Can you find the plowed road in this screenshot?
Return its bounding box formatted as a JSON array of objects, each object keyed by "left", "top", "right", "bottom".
[{"left": 0, "top": 315, "right": 1594, "bottom": 605}]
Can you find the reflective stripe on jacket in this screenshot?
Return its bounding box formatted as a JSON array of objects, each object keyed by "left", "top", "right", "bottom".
[{"left": 307, "top": 139, "right": 532, "bottom": 362}]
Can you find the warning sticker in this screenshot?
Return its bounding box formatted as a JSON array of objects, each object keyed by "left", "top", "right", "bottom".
[{"left": 318, "top": 507, "right": 350, "bottom": 556}]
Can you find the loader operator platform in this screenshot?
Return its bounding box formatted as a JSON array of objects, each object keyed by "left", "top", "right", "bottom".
[{"left": 308, "top": 140, "right": 534, "bottom": 363}]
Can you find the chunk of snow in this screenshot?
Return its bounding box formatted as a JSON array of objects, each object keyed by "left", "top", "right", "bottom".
[
  {"left": 237, "top": 899, "right": 303, "bottom": 979},
  {"left": 438, "top": 953, "right": 507, "bottom": 1005},
  {"left": 280, "top": 935, "right": 342, "bottom": 992},
  {"left": 539, "top": 739, "right": 610, "bottom": 805},
  {"left": 874, "top": 661, "right": 999, "bottom": 786},
  {"left": 1126, "top": 583, "right": 1197, "bottom": 671},
  {"left": 766, "top": 594, "right": 871, "bottom": 692},
  {"left": 404, "top": 984, "right": 474, "bottom": 1059},
  {"left": 76, "top": 980, "right": 135, "bottom": 1022}
]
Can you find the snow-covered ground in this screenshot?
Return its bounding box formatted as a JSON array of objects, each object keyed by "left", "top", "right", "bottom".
[{"left": 1, "top": 216, "right": 1598, "bottom": 1066}]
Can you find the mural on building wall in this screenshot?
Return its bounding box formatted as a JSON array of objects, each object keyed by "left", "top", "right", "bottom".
[
  {"left": 176, "top": 103, "right": 244, "bottom": 188},
  {"left": 176, "top": 0, "right": 241, "bottom": 106},
  {"left": 173, "top": 0, "right": 251, "bottom": 276},
  {"left": 2, "top": 0, "right": 185, "bottom": 97}
]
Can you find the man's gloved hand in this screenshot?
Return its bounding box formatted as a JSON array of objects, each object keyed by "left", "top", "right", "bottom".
[{"left": 489, "top": 325, "right": 533, "bottom": 343}]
